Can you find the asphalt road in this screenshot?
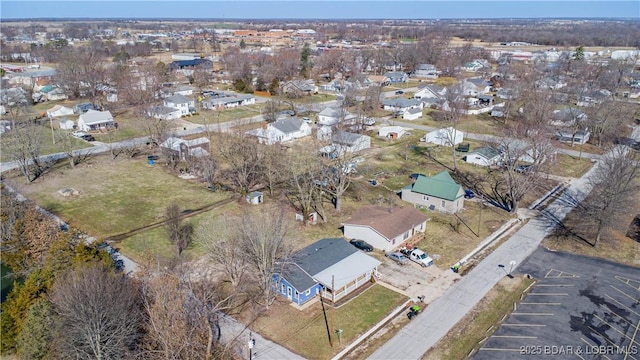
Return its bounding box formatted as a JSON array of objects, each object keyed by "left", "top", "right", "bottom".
[{"left": 475, "top": 247, "right": 640, "bottom": 360}]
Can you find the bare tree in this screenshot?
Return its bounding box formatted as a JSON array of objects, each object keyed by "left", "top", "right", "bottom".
[
  {"left": 441, "top": 83, "right": 467, "bottom": 171},
  {"left": 580, "top": 147, "right": 639, "bottom": 247},
  {"left": 49, "top": 264, "right": 143, "bottom": 359},
  {"left": 214, "top": 135, "right": 264, "bottom": 194},
  {"left": 164, "top": 203, "right": 193, "bottom": 258},
  {"left": 3, "top": 121, "right": 50, "bottom": 183},
  {"left": 236, "top": 206, "right": 295, "bottom": 308},
  {"left": 283, "top": 147, "right": 325, "bottom": 223}
]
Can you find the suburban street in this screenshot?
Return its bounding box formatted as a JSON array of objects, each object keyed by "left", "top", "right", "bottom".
[{"left": 368, "top": 147, "right": 612, "bottom": 359}]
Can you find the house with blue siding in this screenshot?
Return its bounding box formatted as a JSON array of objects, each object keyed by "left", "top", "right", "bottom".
[{"left": 274, "top": 238, "right": 381, "bottom": 307}]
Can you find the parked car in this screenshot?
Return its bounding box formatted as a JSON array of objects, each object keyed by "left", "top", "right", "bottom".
[
  {"left": 515, "top": 164, "right": 532, "bottom": 173},
  {"left": 350, "top": 239, "right": 374, "bottom": 252},
  {"left": 80, "top": 134, "right": 96, "bottom": 142},
  {"left": 395, "top": 90, "right": 404, "bottom": 95},
  {"left": 464, "top": 189, "right": 475, "bottom": 199},
  {"left": 72, "top": 130, "right": 87, "bottom": 138},
  {"left": 386, "top": 252, "right": 409, "bottom": 265}
]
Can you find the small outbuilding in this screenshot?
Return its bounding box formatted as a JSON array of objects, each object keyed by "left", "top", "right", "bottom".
[
  {"left": 378, "top": 126, "right": 407, "bottom": 139},
  {"left": 421, "top": 127, "right": 464, "bottom": 146},
  {"left": 246, "top": 191, "right": 264, "bottom": 205}
]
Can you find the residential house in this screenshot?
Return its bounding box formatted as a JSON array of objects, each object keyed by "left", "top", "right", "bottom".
[
  {"left": 575, "top": 89, "right": 611, "bottom": 107},
  {"left": 551, "top": 107, "right": 587, "bottom": 127},
  {"left": 201, "top": 94, "right": 256, "bottom": 110},
  {"left": 403, "top": 107, "right": 422, "bottom": 121},
  {"left": 414, "top": 84, "right": 447, "bottom": 100},
  {"left": 74, "top": 102, "right": 98, "bottom": 114},
  {"left": 414, "top": 64, "right": 439, "bottom": 79},
  {"left": 273, "top": 238, "right": 381, "bottom": 306},
  {"left": 77, "top": 110, "right": 115, "bottom": 131},
  {"left": 496, "top": 88, "right": 518, "bottom": 100},
  {"left": 401, "top": 171, "right": 465, "bottom": 214},
  {"left": 59, "top": 118, "right": 74, "bottom": 130},
  {"left": 163, "top": 94, "right": 195, "bottom": 116},
  {"left": 368, "top": 74, "right": 390, "bottom": 86},
  {"left": 381, "top": 98, "right": 423, "bottom": 112},
  {"left": 160, "top": 136, "right": 210, "bottom": 161},
  {"left": 378, "top": 126, "right": 407, "bottom": 139},
  {"left": 462, "top": 78, "right": 492, "bottom": 97},
  {"left": 557, "top": 130, "right": 591, "bottom": 145},
  {"left": 46, "top": 105, "right": 74, "bottom": 118},
  {"left": 421, "top": 127, "right": 464, "bottom": 146},
  {"left": 320, "top": 131, "right": 371, "bottom": 157},
  {"left": 173, "top": 85, "right": 195, "bottom": 96},
  {"left": 490, "top": 104, "right": 506, "bottom": 118},
  {"left": 280, "top": 79, "right": 317, "bottom": 97},
  {"left": 345, "top": 74, "right": 372, "bottom": 90},
  {"left": 147, "top": 106, "right": 182, "bottom": 121},
  {"left": 342, "top": 206, "right": 429, "bottom": 252},
  {"left": 245, "top": 117, "right": 311, "bottom": 145},
  {"left": 465, "top": 147, "right": 502, "bottom": 167},
  {"left": 168, "top": 59, "right": 213, "bottom": 71},
  {"left": 461, "top": 60, "right": 487, "bottom": 72},
  {"left": 41, "top": 86, "right": 67, "bottom": 101},
  {"left": 383, "top": 71, "right": 408, "bottom": 84}
]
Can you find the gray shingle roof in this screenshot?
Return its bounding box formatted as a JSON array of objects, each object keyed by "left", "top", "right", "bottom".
[
  {"left": 291, "top": 238, "right": 358, "bottom": 277},
  {"left": 164, "top": 94, "right": 191, "bottom": 104},
  {"left": 272, "top": 117, "right": 303, "bottom": 134}
]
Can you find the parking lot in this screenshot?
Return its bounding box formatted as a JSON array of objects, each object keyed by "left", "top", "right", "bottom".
[{"left": 475, "top": 247, "right": 640, "bottom": 359}]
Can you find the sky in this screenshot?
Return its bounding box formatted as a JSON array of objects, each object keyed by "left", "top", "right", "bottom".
[{"left": 1, "top": 1, "right": 639, "bottom": 20}]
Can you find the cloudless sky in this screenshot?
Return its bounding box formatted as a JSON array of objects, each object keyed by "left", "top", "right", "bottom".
[{"left": 1, "top": 1, "right": 638, "bottom": 20}]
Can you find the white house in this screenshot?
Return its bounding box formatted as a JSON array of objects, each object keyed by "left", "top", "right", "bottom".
[
  {"left": 378, "top": 126, "right": 407, "bottom": 139},
  {"left": 401, "top": 171, "right": 465, "bottom": 214},
  {"left": 163, "top": 94, "right": 195, "bottom": 116},
  {"left": 557, "top": 130, "right": 591, "bottom": 145},
  {"left": 403, "top": 107, "right": 422, "bottom": 120},
  {"left": 414, "top": 84, "right": 447, "bottom": 100},
  {"left": 414, "top": 64, "right": 439, "bottom": 79},
  {"left": 160, "top": 136, "right": 210, "bottom": 160},
  {"left": 245, "top": 117, "right": 311, "bottom": 145},
  {"left": 46, "top": 105, "right": 74, "bottom": 118},
  {"left": 147, "top": 106, "right": 182, "bottom": 120},
  {"left": 59, "top": 118, "right": 75, "bottom": 130},
  {"left": 323, "top": 131, "right": 370, "bottom": 156},
  {"left": 317, "top": 107, "right": 356, "bottom": 127},
  {"left": 462, "top": 78, "right": 492, "bottom": 96},
  {"left": 342, "top": 206, "right": 429, "bottom": 252},
  {"left": 421, "top": 127, "right": 464, "bottom": 146},
  {"left": 77, "top": 110, "right": 115, "bottom": 132},
  {"left": 381, "top": 98, "right": 423, "bottom": 112},
  {"left": 465, "top": 147, "right": 502, "bottom": 167}
]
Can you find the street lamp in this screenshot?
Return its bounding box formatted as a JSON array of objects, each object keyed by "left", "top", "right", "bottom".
[{"left": 498, "top": 264, "right": 514, "bottom": 278}]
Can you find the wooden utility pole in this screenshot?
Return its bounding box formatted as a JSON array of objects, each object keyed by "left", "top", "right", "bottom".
[{"left": 320, "top": 296, "right": 333, "bottom": 347}]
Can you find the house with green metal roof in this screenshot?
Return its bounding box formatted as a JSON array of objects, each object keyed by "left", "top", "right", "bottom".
[{"left": 401, "top": 171, "right": 465, "bottom": 214}]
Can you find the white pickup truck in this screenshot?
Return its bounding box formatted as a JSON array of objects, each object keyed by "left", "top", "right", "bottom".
[{"left": 400, "top": 247, "right": 434, "bottom": 267}]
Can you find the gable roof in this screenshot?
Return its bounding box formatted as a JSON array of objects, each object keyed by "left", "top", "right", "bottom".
[
  {"left": 164, "top": 94, "right": 192, "bottom": 104},
  {"left": 381, "top": 98, "right": 421, "bottom": 108},
  {"left": 470, "top": 146, "right": 502, "bottom": 160},
  {"left": 291, "top": 238, "right": 358, "bottom": 277},
  {"left": 272, "top": 117, "right": 304, "bottom": 134},
  {"left": 410, "top": 171, "right": 463, "bottom": 201},
  {"left": 332, "top": 131, "right": 366, "bottom": 145},
  {"left": 78, "top": 110, "right": 113, "bottom": 125},
  {"left": 343, "top": 206, "right": 428, "bottom": 240},
  {"left": 319, "top": 107, "right": 341, "bottom": 118}
]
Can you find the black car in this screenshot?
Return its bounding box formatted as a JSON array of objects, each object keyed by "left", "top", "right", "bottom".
[
  {"left": 349, "top": 239, "right": 374, "bottom": 252},
  {"left": 81, "top": 134, "right": 96, "bottom": 142},
  {"left": 395, "top": 90, "right": 404, "bottom": 95}
]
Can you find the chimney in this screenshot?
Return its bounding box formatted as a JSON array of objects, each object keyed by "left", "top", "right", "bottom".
[{"left": 261, "top": 121, "right": 268, "bottom": 129}]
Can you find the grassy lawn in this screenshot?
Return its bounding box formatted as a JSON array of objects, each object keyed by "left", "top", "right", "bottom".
[
  {"left": 116, "top": 201, "right": 238, "bottom": 265},
  {"left": 251, "top": 284, "right": 408, "bottom": 360},
  {"left": 416, "top": 113, "right": 503, "bottom": 137},
  {"left": 187, "top": 105, "right": 264, "bottom": 125},
  {"left": 3, "top": 154, "right": 232, "bottom": 239},
  {"left": 423, "top": 275, "right": 535, "bottom": 360},
  {"left": 0, "top": 123, "right": 92, "bottom": 162},
  {"left": 547, "top": 153, "right": 594, "bottom": 178}
]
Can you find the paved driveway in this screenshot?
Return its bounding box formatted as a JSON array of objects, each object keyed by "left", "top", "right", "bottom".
[{"left": 475, "top": 247, "right": 640, "bottom": 360}]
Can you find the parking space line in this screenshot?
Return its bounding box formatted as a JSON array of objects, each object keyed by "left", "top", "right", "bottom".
[
  {"left": 520, "top": 302, "right": 562, "bottom": 305},
  {"left": 627, "top": 320, "right": 640, "bottom": 360},
  {"left": 478, "top": 347, "right": 521, "bottom": 352},
  {"left": 501, "top": 323, "right": 546, "bottom": 327},
  {"left": 589, "top": 325, "right": 629, "bottom": 358},
  {"left": 605, "top": 306, "right": 636, "bottom": 327},
  {"left": 545, "top": 269, "right": 580, "bottom": 278},
  {"left": 616, "top": 276, "right": 640, "bottom": 291},
  {"left": 581, "top": 338, "right": 612, "bottom": 360},
  {"left": 491, "top": 335, "right": 538, "bottom": 339},
  {"left": 611, "top": 285, "right": 640, "bottom": 303},
  {"left": 605, "top": 294, "right": 640, "bottom": 317},
  {"left": 593, "top": 314, "right": 640, "bottom": 347},
  {"left": 511, "top": 312, "right": 554, "bottom": 316},
  {"left": 528, "top": 293, "right": 569, "bottom": 296}
]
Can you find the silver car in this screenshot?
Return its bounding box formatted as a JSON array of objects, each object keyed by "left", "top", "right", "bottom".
[{"left": 386, "top": 252, "right": 409, "bottom": 265}]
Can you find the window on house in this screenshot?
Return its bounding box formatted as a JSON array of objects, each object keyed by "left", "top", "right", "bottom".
[
  {"left": 305, "top": 289, "right": 311, "bottom": 295},
  {"left": 403, "top": 231, "right": 410, "bottom": 240},
  {"left": 281, "top": 283, "right": 285, "bottom": 294},
  {"left": 295, "top": 290, "right": 299, "bottom": 298},
  {"left": 423, "top": 195, "right": 429, "bottom": 201},
  {"left": 442, "top": 200, "right": 446, "bottom": 208}
]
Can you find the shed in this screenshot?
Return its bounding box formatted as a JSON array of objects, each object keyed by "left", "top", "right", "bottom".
[
  {"left": 246, "top": 191, "right": 264, "bottom": 205},
  {"left": 378, "top": 126, "right": 406, "bottom": 139},
  {"left": 59, "top": 118, "right": 75, "bottom": 130}
]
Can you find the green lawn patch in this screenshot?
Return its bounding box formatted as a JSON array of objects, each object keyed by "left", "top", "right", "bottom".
[
  {"left": 547, "top": 153, "right": 594, "bottom": 178},
  {"left": 252, "top": 284, "right": 408, "bottom": 360},
  {"left": 4, "top": 155, "right": 232, "bottom": 239}
]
